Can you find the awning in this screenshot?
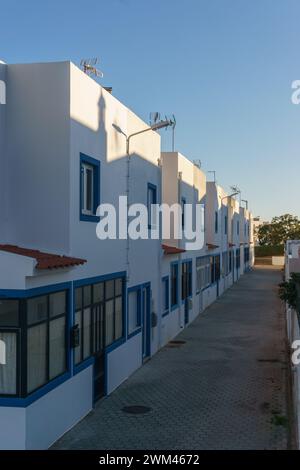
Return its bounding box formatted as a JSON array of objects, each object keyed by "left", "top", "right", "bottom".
[
  {"left": 162, "top": 244, "right": 186, "bottom": 255},
  {"left": 0, "top": 244, "right": 87, "bottom": 270}
]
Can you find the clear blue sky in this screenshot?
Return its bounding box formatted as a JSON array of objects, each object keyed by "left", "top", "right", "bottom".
[{"left": 1, "top": 0, "right": 299, "bottom": 221}]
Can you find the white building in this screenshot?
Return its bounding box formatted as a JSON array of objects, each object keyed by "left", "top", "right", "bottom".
[{"left": 0, "top": 60, "right": 254, "bottom": 449}]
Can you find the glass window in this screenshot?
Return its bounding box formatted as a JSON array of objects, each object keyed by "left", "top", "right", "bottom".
[
  {"left": 128, "top": 290, "right": 139, "bottom": 335},
  {"left": 105, "top": 280, "right": 114, "bottom": 300},
  {"left": 105, "top": 299, "right": 114, "bottom": 346},
  {"left": 162, "top": 278, "right": 169, "bottom": 312},
  {"left": 83, "top": 308, "right": 91, "bottom": 360},
  {"left": 49, "top": 291, "right": 66, "bottom": 318},
  {"left": 115, "top": 297, "right": 123, "bottom": 340},
  {"left": 49, "top": 317, "right": 66, "bottom": 380},
  {"left": 147, "top": 184, "right": 157, "bottom": 228},
  {"left": 27, "top": 323, "right": 47, "bottom": 393},
  {"left": 171, "top": 264, "right": 178, "bottom": 308},
  {"left": 115, "top": 279, "right": 123, "bottom": 297},
  {"left": 93, "top": 282, "right": 104, "bottom": 303},
  {"left": 74, "top": 310, "right": 82, "bottom": 365},
  {"left": 0, "top": 331, "right": 17, "bottom": 395},
  {"left": 83, "top": 285, "right": 92, "bottom": 307},
  {"left": 75, "top": 288, "right": 82, "bottom": 310},
  {"left": 27, "top": 296, "right": 48, "bottom": 325},
  {"left": 0, "top": 300, "right": 19, "bottom": 326}
]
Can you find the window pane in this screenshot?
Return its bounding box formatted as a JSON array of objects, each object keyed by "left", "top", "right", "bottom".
[
  {"left": 27, "top": 296, "right": 48, "bottom": 325},
  {"left": 49, "top": 317, "right": 66, "bottom": 380},
  {"left": 128, "top": 291, "right": 138, "bottom": 335},
  {"left": 74, "top": 310, "right": 82, "bottom": 365},
  {"left": 85, "top": 167, "right": 93, "bottom": 212},
  {"left": 83, "top": 308, "right": 91, "bottom": 360},
  {"left": 75, "top": 288, "right": 82, "bottom": 310},
  {"left": 105, "top": 299, "right": 114, "bottom": 346},
  {"left": 115, "top": 278, "right": 123, "bottom": 297},
  {"left": 49, "top": 291, "right": 66, "bottom": 318},
  {"left": 93, "top": 282, "right": 104, "bottom": 303},
  {"left": 27, "top": 323, "right": 47, "bottom": 393},
  {"left": 0, "top": 300, "right": 19, "bottom": 326},
  {"left": 115, "top": 297, "right": 123, "bottom": 340},
  {"left": 83, "top": 285, "right": 92, "bottom": 307},
  {"left": 105, "top": 280, "right": 114, "bottom": 300},
  {"left": 0, "top": 332, "right": 17, "bottom": 395}
]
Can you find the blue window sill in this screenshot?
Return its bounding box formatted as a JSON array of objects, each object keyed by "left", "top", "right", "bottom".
[
  {"left": 162, "top": 310, "right": 170, "bottom": 318},
  {"left": 80, "top": 213, "right": 100, "bottom": 223},
  {"left": 74, "top": 356, "right": 95, "bottom": 376},
  {"left": 128, "top": 327, "right": 142, "bottom": 340}
]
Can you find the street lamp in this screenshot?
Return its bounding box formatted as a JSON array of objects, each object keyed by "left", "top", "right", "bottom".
[{"left": 126, "top": 119, "right": 175, "bottom": 155}]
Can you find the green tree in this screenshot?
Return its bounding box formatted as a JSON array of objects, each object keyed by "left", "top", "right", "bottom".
[{"left": 258, "top": 214, "right": 300, "bottom": 246}]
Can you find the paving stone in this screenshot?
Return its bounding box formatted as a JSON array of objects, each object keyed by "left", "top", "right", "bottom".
[{"left": 52, "top": 267, "right": 290, "bottom": 450}]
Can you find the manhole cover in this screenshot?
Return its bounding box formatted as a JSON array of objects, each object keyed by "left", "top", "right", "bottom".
[{"left": 122, "top": 405, "right": 152, "bottom": 415}]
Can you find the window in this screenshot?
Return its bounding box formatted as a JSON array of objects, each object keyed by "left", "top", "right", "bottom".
[
  {"left": 215, "top": 211, "right": 218, "bottom": 233},
  {"left": 171, "top": 263, "right": 179, "bottom": 308},
  {"left": 237, "top": 220, "right": 240, "bottom": 235},
  {"left": 27, "top": 291, "right": 67, "bottom": 394},
  {"left": 147, "top": 183, "right": 157, "bottom": 229},
  {"left": 128, "top": 289, "right": 141, "bottom": 335},
  {"left": 0, "top": 331, "right": 18, "bottom": 395},
  {"left": 222, "top": 251, "right": 228, "bottom": 276},
  {"left": 229, "top": 250, "right": 233, "bottom": 273},
  {"left": 224, "top": 215, "right": 228, "bottom": 235},
  {"left": 215, "top": 255, "right": 221, "bottom": 282},
  {"left": 74, "top": 277, "right": 124, "bottom": 365},
  {"left": 162, "top": 277, "right": 169, "bottom": 314},
  {"left": 80, "top": 153, "right": 100, "bottom": 222},
  {"left": 196, "top": 256, "right": 210, "bottom": 292},
  {"left": 0, "top": 292, "right": 67, "bottom": 398},
  {"left": 181, "top": 197, "right": 186, "bottom": 229},
  {"left": 236, "top": 248, "right": 241, "bottom": 269},
  {"left": 182, "top": 261, "right": 192, "bottom": 301}
]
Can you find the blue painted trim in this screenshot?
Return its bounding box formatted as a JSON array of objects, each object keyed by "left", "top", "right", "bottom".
[
  {"left": 127, "top": 327, "right": 142, "bottom": 340},
  {"left": 0, "top": 281, "right": 72, "bottom": 299},
  {"left": 80, "top": 152, "right": 101, "bottom": 223},
  {"left": 147, "top": 182, "right": 157, "bottom": 229},
  {"left": 0, "top": 371, "right": 71, "bottom": 408},
  {"left": 73, "top": 356, "right": 95, "bottom": 376},
  {"left": 73, "top": 271, "right": 126, "bottom": 288}
]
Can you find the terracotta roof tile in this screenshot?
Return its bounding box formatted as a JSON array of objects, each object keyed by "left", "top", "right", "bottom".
[
  {"left": 162, "top": 244, "right": 186, "bottom": 255},
  {"left": 0, "top": 244, "right": 86, "bottom": 270}
]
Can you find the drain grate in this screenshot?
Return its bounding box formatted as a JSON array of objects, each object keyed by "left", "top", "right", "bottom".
[
  {"left": 122, "top": 405, "right": 152, "bottom": 415},
  {"left": 167, "top": 340, "right": 186, "bottom": 348}
]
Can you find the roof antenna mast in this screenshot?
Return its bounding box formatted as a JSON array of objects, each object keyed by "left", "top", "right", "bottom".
[{"left": 80, "top": 58, "right": 104, "bottom": 78}]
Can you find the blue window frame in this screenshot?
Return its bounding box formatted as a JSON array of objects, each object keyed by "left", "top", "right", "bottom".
[
  {"left": 237, "top": 220, "right": 240, "bottom": 235},
  {"left": 80, "top": 153, "right": 100, "bottom": 222},
  {"left": 181, "top": 260, "right": 192, "bottom": 301},
  {"left": 224, "top": 215, "right": 228, "bottom": 235},
  {"left": 170, "top": 262, "right": 179, "bottom": 310},
  {"left": 127, "top": 286, "right": 142, "bottom": 337},
  {"left": 162, "top": 276, "right": 169, "bottom": 316},
  {"left": 147, "top": 183, "right": 157, "bottom": 229}
]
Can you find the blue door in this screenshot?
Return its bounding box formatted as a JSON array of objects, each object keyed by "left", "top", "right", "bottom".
[{"left": 142, "top": 284, "right": 151, "bottom": 361}]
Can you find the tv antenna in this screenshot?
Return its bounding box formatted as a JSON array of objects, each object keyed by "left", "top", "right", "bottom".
[
  {"left": 150, "top": 112, "right": 161, "bottom": 126},
  {"left": 193, "top": 160, "right": 202, "bottom": 169},
  {"left": 80, "top": 58, "right": 103, "bottom": 78}
]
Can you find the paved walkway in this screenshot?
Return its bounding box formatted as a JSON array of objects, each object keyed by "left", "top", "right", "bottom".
[{"left": 53, "top": 267, "right": 292, "bottom": 450}]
